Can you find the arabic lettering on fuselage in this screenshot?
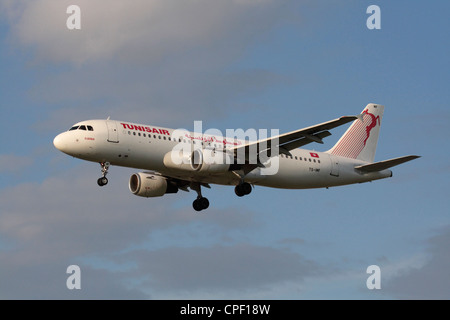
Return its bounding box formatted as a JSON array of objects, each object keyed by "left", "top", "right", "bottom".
[
  {"left": 121, "top": 122, "right": 242, "bottom": 146},
  {"left": 184, "top": 134, "right": 242, "bottom": 146}
]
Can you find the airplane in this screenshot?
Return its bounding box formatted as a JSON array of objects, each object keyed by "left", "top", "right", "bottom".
[{"left": 53, "top": 103, "right": 419, "bottom": 211}]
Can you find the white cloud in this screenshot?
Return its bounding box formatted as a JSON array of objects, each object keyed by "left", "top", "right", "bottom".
[
  {"left": 0, "top": 163, "right": 260, "bottom": 256},
  {"left": 1, "top": 0, "right": 296, "bottom": 131},
  {"left": 0, "top": 164, "right": 265, "bottom": 298},
  {"left": 1, "top": 0, "right": 291, "bottom": 65},
  {"left": 118, "top": 244, "right": 322, "bottom": 297},
  {"left": 0, "top": 1, "right": 323, "bottom": 299},
  {"left": 382, "top": 226, "right": 450, "bottom": 299}
]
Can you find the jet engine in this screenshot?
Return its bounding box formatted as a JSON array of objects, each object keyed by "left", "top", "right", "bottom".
[
  {"left": 163, "top": 149, "right": 195, "bottom": 171},
  {"left": 190, "top": 149, "right": 232, "bottom": 173},
  {"left": 163, "top": 149, "right": 233, "bottom": 174},
  {"left": 129, "top": 172, "right": 178, "bottom": 197}
]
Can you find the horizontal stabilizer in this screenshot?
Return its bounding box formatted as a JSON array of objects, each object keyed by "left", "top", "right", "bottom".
[{"left": 355, "top": 155, "right": 420, "bottom": 173}]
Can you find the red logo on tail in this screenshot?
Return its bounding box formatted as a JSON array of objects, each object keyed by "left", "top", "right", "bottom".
[
  {"left": 330, "top": 108, "right": 381, "bottom": 159},
  {"left": 362, "top": 109, "right": 381, "bottom": 146}
]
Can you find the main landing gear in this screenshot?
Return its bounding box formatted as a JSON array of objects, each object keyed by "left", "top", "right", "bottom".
[
  {"left": 190, "top": 181, "right": 252, "bottom": 212},
  {"left": 191, "top": 182, "right": 209, "bottom": 212},
  {"left": 97, "top": 162, "right": 110, "bottom": 186},
  {"left": 235, "top": 182, "right": 252, "bottom": 197},
  {"left": 193, "top": 197, "right": 210, "bottom": 212}
]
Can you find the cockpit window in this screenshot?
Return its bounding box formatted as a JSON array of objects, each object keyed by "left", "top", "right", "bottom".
[{"left": 69, "top": 124, "right": 94, "bottom": 131}]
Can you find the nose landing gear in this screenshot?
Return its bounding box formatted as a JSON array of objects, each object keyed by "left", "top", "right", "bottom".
[{"left": 97, "top": 162, "right": 110, "bottom": 186}]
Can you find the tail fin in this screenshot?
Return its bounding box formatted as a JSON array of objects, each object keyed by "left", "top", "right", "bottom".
[{"left": 327, "top": 103, "right": 384, "bottom": 163}]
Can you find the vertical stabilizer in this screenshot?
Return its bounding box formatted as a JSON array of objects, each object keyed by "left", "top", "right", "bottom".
[{"left": 327, "top": 104, "right": 384, "bottom": 163}]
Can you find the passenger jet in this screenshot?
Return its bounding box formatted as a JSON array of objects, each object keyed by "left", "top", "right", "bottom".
[{"left": 53, "top": 103, "right": 419, "bottom": 211}]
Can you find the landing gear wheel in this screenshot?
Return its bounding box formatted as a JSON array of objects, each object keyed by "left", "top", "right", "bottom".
[
  {"left": 199, "top": 197, "right": 209, "bottom": 210},
  {"left": 190, "top": 182, "right": 210, "bottom": 212},
  {"left": 235, "top": 182, "right": 252, "bottom": 197},
  {"left": 97, "top": 177, "right": 108, "bottom": 186},
  {"left": 98, "top": 162, "right": 110, "bottom": 187},
  {"left": 193, "top": 199, "right": 202, "bottom": 211},
  {"left": 193, "top": 197, "right": 209, "bottom": 212}
]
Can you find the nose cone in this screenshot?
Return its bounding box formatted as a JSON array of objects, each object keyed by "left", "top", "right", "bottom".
[{"left": 53, "top": 133, "right": 67, "bottom": 152}]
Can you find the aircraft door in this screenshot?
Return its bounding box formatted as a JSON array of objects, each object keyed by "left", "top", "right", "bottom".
[
  {"left": 329, "top": 155, "right": 339, "bottom": 177},
  {"left": 106, "top": 120, "right": 119, "bottom": 143}
]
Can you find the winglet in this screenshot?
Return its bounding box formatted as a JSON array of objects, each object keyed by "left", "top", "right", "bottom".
[{"left": 356, "top": 113, "right": 364, "bottom": 122}]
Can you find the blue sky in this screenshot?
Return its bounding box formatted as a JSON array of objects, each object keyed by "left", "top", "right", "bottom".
[{"left": 0, "top": 0, "right": 449, "bottom": 299}]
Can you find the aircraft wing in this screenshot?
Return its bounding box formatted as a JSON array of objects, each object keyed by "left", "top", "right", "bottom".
[{"left": 232, "top": 115, "right": 359, "bottom": 164}]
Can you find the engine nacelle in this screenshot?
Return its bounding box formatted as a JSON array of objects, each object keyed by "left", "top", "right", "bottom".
[
  {"left": 163, "top": 150, "right": 193, "bottom": 171},
  {"left": 163, "top": 149, "right": 233, "bottom": 174},
  {"left": 129, "top": 172, "right": 178, "bottom": 198},
  {"left": 191, "top": 149, "right": 232, "bottom": 173}
]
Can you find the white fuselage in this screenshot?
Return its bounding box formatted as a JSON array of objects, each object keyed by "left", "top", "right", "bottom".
[{"left": 53, "top": 119, "right": 392, "bottom": 189}]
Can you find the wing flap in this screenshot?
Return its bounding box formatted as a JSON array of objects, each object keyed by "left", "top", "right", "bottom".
[{"left": 279, "top": 130, "right": 332, "bottom": 151}]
